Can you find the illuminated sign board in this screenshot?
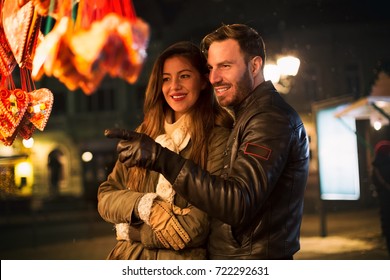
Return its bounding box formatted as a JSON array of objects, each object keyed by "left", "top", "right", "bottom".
[{"left": 315, "top": 99, "right": 360, "bottom": 200}]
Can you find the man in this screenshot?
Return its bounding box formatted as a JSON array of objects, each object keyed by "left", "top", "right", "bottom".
[{"left": 106, "top": 24, "right": 310, "bottom": 259}]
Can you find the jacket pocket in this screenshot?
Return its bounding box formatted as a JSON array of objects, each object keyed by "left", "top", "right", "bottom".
[{"left": 208, "top": 220, "right": 252, "bottom": 257}]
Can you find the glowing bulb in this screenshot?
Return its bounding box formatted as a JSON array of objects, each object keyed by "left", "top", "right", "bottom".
[
  {"left": 22, "top": 138, "right": 34, "bottom": 148},
  {"left": 373, "top": 121, "right": 382, "bottom": 131},
  {"left": 82, "top": 151, "right": 93, "bottom": 162},
  {"left": 15, "top": 162, "right": 33, "bottom": 177}
]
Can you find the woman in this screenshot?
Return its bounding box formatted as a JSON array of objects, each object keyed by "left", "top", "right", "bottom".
[{"left": 97, "top": 41, "right": 233, "bottom": 259}]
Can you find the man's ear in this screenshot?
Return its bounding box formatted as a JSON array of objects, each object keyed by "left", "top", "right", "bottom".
[{"left": 251, "top": 56, "right": 262, "bottom": 76}]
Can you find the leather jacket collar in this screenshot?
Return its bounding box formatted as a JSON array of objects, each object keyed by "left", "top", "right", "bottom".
[{"left": 233, "top": 81, "right": 276, "bottom": 120}]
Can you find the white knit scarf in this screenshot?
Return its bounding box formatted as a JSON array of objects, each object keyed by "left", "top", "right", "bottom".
[{"left": 154, "top": 114, "right": 191, "bottom": 203}]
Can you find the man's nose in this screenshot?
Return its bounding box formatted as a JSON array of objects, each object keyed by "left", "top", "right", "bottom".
[{"left": 209, "top": 69, "right": 221, "bottom": 84}]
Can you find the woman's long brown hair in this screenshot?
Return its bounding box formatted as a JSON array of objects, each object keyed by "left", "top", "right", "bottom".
[{"left": 129, "top": 41, "right": 233, "bottom": 191}]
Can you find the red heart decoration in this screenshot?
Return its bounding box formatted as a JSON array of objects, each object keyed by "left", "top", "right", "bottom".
[
  {"left": 0, "top": 88, "right": 29, "bottom": 138},
  {"left": 1, "top": 0, "right": 34, "bottom": 66},
  {"left": 0, "top": 126, "right": 18, "bottom": 146},
  {"left": 26, "top": 88, "right": 53, "bottom": 131},
  {"left": 17, "top": 112, "right": 36, "bottom": 140},
  {"left": 0, "top": 29, "right": 17, "bottom": 76}
]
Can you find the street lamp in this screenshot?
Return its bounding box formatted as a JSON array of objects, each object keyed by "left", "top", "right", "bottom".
[
  {"left": 264, "top": 64, "right": 281, "bottom": 84},
  {"left": 264, "top": 55, "right": 300, "bottom": 94},
  {"left": 277, "top": 56, "right": 300, "bottom": 76}
]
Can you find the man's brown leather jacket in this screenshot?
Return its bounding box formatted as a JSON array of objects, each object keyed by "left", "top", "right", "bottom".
[{"left": 172, "top": 81, "right": 310, "bottom": 259}]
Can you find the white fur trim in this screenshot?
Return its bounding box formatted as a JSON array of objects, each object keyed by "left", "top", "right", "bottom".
[
  {"left": 115, "top": 223, "right": 130, "bottom": 241},
  {"left": 137, "top": 193, "right": 158, "bottom": 225}
]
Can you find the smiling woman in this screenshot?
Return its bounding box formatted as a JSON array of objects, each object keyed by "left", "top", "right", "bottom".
[
  {"left": 162, "top": 56, "right": 205, "bottom": 121},
  {"left": 97, "top": 41, "right": 233, "bottom": 260}
]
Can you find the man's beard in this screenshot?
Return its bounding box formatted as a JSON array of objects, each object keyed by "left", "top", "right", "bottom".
[
  {"left": 214, "top": 68, "right": 253, "bottom": 107},
  {"left": 229, "top": 68, "right": 253, "bottom": 107}
]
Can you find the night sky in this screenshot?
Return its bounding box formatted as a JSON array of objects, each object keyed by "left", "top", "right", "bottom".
[{"left": 133, "top": 0, "right": 390, "bottom": 43}]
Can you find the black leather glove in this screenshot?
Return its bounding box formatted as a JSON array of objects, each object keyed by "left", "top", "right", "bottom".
[
  {"left": 104, "top": 128, "right": 186, "bottom": 184},
  {"left": 105, "top": 128, "right": 160, "bottom": 170}
]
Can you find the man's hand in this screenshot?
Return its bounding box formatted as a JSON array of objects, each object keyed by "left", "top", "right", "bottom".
[
  {"left": 105, "top": 128, "right": 160, "bottom": 169},
  {"left": 105, "top": 128, "right": 187, "bottom": 184},
  {"left": 148, "top": 199, "right": 191, "bottom": 250}
]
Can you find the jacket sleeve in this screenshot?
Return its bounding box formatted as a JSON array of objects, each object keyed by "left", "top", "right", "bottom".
[
  {"left": 97, "top": 161, "right": 168, "bottom": 249},
  {"left": 172, "top": 110, "right": 304, "bottom": 228},
  {"left": 97, "top": 160, "right": 144, "bottom": 224}
]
